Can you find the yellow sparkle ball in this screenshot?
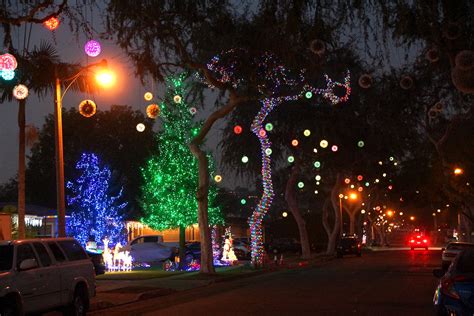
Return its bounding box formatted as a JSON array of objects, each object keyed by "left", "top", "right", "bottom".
[
  {"left": 214, "top": 175, "right": 222, "bottom": 183},
  {"left": 144, "top": 92, "right": 153, "bottom": 101},
  {"left": 173, "top": 95, "right": 182, "bottom": 104}
]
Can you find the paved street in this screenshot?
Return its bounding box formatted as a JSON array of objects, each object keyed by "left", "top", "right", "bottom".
[{"left": 95, "top": 249, "right": 441, "bottom": 315}]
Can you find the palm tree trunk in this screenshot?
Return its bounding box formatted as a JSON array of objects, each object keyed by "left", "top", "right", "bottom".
[
  {"left": 17, "top": 99, "right": 26, "bottom": 239},
  {"left": 285, "top": 164, "right": 311, "bottom": 259}
]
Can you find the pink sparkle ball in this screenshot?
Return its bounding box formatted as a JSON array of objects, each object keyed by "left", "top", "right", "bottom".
[{"left": 84, "top": 40, "right": 101, "bottom": 57}]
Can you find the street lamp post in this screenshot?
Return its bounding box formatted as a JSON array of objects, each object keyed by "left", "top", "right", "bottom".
[
  {"left": 338, "top": 194, "right": 344, "bottom": 239},
  {"left": 54, "top": 60, "right": 112, "bottom": 237}
]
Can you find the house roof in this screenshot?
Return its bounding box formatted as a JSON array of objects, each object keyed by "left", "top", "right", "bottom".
[{"left": 0, "top": 202, "right": 59, "bottom": 217}]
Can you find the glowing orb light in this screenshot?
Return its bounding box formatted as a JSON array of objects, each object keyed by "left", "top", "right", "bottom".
[
  {"left": 350, "top": 184, "right": 355, "bottom": 189},
  {"left": 339, "top": 194, "right": 344, "bottom": 199},
  {"left": 13, "top": 84, "right": 28, "bottom": 100},
  {"left": 313, "top": 148, "right": 318, "bottom": 153},
  {"left": 259, "top": 129, "right": 267, "bottom": 137},
  {"left": 358, "top": 187, "right": 363, "bottom": 192},
  {"left": 314, "top": 190, "right": 319, "bottom": 194},
  {"left": 358, "top": 140, "right": 365, "bottom": 148},
  {"left": 314, "top": 161, "right": 321, "bottom": 168},
  {"left": 241, "top": 199, "right": 247, "bottom": 205},
  {"left": 361, "top": 209, "right": 366, "bottom": 214},
  {"left": 303, "top": 129, "right": 311, "bottom": 137},
  {"left": 291, "top": 139, "right": 299, "bottom": 147},
  {"left": 265, "top": 148, "right": 272, "bottom": 156},
  {"left": 389, "top": 156, "right": 394, "bottom": 161},
  {"left": 297, "top": 182, "right": 304, "bottom": 188},
  {"left": 241, "top": 156, "right": 249, "bottom": 163},
  {"left": 1, "top": 70, "right": 14, "bottom": 80},
  {"left": 214, "top": 175, "right": 222, "bottom": 183},
  {"left": 233, "top": 125, "right": 243, "bottom": 134},
  {"left": 365, "top": 182, "right": 370, "bottom": 187},
  {"left": 84, "top": 40, "right": 101, "bottom": 57},
  {"left": 265, "top": 123, "right": 273, "bottom": 131},
  {"left": 0, "top": 53, "right": 17, "bottom": 71},
  {"left": 43, "top": 17, "right": 60, "bottom": 30},
  {"left": 78, "top": 100, "right": 97, "bottom": 118},
  {"left": 331, "top": 145, "right": 338, "bottom": 152},
  {"left": 378, "top": 161, "right": 383, "bottom": 165},
  {"left": 357, "top": 175, "right": 363, "bottom": 181},
  {"left": 344, "top": 178, "right": 351, "bottom": 184},
  {"left": 136, "top": 123, "right": 145, "bottom": 132},
  {"left": 320, "top": 140, "right": 328, "bottom": 148},
  {"left": 388, "top": 185, "right": 393, "bottom": 190},
  {"left": 288, "top": 156, "right": 295, "bottom": 163},
  {"left": 382, "top": 173, "right": 387, "bottom": 177},
  {"left": 316, "top": 181, "right": 320, "bottom": 185},
  {"left": 144, "top": 92, "right": 153, "bottom": 101},
  {"left": 305, "top": 91, "right": 313, "bottom": 99},
  {"left": 375, "top": 179, "right": 380, "bottom": 183},
  {"left": 146, "top": 104, "right": 160, "bottom": 119},
  {"left": 173, "top": 95, "right": 182, "bottom": 103},
  {"left": 315, "top": 175, "right": 322, "bottom": 181},
  {"left": 282, "top": 211, "right": 288, "bottom": 218},
  {"left": 189, "top": 107, "right": 197, "bottom": 115}
]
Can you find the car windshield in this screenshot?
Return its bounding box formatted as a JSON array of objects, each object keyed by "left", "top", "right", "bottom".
[
  {"left": 447, "top": 243, "right": 474, "bottom": 251},
  {"left": 0, "top": 245, "right": 14, "bottom": 272}
]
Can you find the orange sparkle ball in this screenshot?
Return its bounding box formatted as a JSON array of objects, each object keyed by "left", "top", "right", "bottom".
[
  {"left": 291, "top": 139, "right": 299, "bottom": 147},
  {"left": 43, "top": 17, "right": 60, "bottom": 30}
]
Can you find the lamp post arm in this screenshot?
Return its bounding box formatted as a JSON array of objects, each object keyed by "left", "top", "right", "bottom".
[{"left": 59, "top": 59, "right": 108, "bottom": 101}]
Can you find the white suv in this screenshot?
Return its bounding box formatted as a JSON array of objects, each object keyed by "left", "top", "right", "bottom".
[
  {"left": 0, "top": 238, "right": 96, "bottom": 315},
  {"left": 441, "top": 241, "right": 474, "bottom": 270}
]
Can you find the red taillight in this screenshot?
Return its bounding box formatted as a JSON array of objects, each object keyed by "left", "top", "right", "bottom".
[
  {"left": 423, "top": 239, "right": 428, "bottom": 243},
  {"left": 410, "top": 240, "right": 415, "bottom": 243},
  {"left": 441, "top": 277, "right": 464, "bottom": 299}
]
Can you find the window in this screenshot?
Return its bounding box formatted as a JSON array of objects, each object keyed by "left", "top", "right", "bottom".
[
  {"left": 16, "top": 243, "right": 38, "bottom": 270},
  {"left": 57, "top": 240, "right": 87, "bottom": 261},
  {"left": 0, "top": 245, "right": 13, "bottom": 272},
  {"left": 47, "top": 242, "right": 66, "bottom": 262},
  {"left": 131, "top": 237, "right": 143, "bottom": 245},
  {"left": 32, "top": 242, "right": 52, "bottom": 267}
]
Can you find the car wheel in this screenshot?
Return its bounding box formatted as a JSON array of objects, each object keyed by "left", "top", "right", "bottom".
[{"left": 64, "top": 287, "right": 88, "bottom": 316}]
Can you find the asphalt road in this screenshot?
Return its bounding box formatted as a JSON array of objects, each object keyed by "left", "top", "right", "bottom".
[{"left": 98, "top": 249, "right": 441, "bottom": 316}]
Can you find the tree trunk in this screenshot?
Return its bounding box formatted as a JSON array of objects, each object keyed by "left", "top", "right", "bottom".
[
  {"left": 17, "top": 99, "right": 26, "bottom": 239},
  {"left": 285, "top": 164, "right": 311, "bottom": 259},
  {"left": 326, "top": 174, "right": 342, "bottom": 254},
  {"left": 189, "top": 142, "right": 214, "bottom": 274},
  {"left": 322, "top": 197, "right": 331, "bottom": 242},
  {"left": 348, "top": 212, "right": 356, "bottom": 236},
  {"left": 178, "top": 225, "right": 186, "bottom": 270}
]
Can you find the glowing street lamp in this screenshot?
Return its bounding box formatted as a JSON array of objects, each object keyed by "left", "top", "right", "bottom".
[
  {"left": 410, "top": 216, "right": 415, "bottom": 221},
  {"left": 349, "top": 192, "right": 358, "bottom": 200},
  {"left": 454, "top": 167, "right": 464, "bottom": 175},
  {"left": 54, "top": 59, "right": 115, "bottom": 237},
  {"left": 386, "top": 210, "right": 394, "bottom": 217}
]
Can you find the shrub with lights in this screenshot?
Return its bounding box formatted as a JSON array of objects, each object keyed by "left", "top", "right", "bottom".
[{"left": 66, "top": 153, "right": 127, "bottom": 248}]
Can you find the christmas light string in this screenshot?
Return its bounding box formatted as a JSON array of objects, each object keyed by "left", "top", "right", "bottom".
[{"left": 203, "top": 49, "right": 351, "bottom": 266}]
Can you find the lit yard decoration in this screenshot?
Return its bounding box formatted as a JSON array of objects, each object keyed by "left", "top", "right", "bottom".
[
  {"left": 220, "top": 227, "right": 238, "bottom": 264},
  {"left": 202, "top": 49, "right": 351, "bottom": 266},
  {"left": 43, "top": 16, "right": 60, "bottom": 30},
  {"left": 103, "top": 239, "right": 133, "bottom": 272},
  {"left": 66, "top": 153, "right": 127, "bottom": 248},
  {"left": 144, "top": 92, "right": 153, "bottom": 101},
  {"left": 84, "top": 40, "right": 102, "bottom": 57},
  {"left": 79, "top": 99, "right": 97, "bottom": 118},
  {"left": 146, "top": 103, "right": 160, "bottom": 119},
  {"left": 13, "top": 84, "right": 28, "bottom": 100}
]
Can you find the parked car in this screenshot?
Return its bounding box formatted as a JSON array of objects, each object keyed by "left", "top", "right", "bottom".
[
  {"left": 0, "top": 238, "right": 96, "bottom": 316},
  {"left": 233, "top": 239, "right": 251, "bottom": 260},
  {"left": 442, "top": 242, "right": 474, "bottom": 270},
  {"left": 433, "top": 248, "right": 474, "bottom": 315},
  {"left": 337, "top": 236, "right": 362, "bottom": 258},
  {"left": 86, "top": 250, "right": 106, "bottom": 275},
  {"left": 125, "top": 235, "right": 174, "bottom": 264},
  {"left": 409, "top": 234, "right": 429, "bottom": 250}
]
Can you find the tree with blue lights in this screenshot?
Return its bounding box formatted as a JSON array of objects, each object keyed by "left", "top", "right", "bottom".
[{"left": 66, "top": 153, "right": 126, "bottom": 248}]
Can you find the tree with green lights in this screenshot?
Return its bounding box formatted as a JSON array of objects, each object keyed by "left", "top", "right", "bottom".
[{"left": 140, "top": 74, "right": 223, "bottom": 268}]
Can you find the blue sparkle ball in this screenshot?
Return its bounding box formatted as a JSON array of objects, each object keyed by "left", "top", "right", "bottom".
[{"left": 1, "top": 70, "right": 15, "bottom": 80}]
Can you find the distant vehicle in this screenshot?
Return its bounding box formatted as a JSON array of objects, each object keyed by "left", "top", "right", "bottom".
[
  {"left": 125, "top": 235, "right": 174, "bottom": 263},
  {"left": 233, "top": 238, "right": 251, "bottom": 259},
  {"left": 433, "top": 248, "right": 474, "bottom": 315},
  {"left": 409, "top": 234, "right": 429, "bottom": 250},
  {"left": 336, "top": 236, "right": 361, "bottom": 258},
  {"left": 442, "top": 242, "right": 474, "bottom": 270},
  {"left": 0, "top": 238, "right": 96, "bottom": 316},
  {"left": 267, "top": 238, "right": 301, "bottom": 254}
]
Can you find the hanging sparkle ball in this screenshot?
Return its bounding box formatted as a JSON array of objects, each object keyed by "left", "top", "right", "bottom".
[
  {"left": 265, "top": 123, "right": 273, "bottom": 131},
  {"left": 13, "top": 84, "right": 28, "bottom": 100},
  {"left": 313, "top": 148, "right": 318, "bottom": 153},
  {"left": 331, "top": 145, "right": 338, "bottom": 152},
  {"left": 265, "top": 148, "right": 272, "bottom": 156},
  {"left": 173, "top": 95, "right": 182, "bottom": 104},
  {"left": 189, "top": 107, "right": 197, "bottom": 115},
  {"left": 297, "top": 182, "right": 305, "bottom": 188},
  {"left": 241, "top": 199, "right": 247, "bottom": 205},
  {"left": 233, "top": 125, "right": 243, "bottom": 134},
  {"left": 146, "top": 104, "right": 160, "bottom": 119},
  {"left": 314, "top": 161, "right": 321, "bottom": 168},
  {"left": 84, "top": 40, "right": 101, "bottom": 57},
  {"left": 365, "top": 182, "right": 370, "bottom": 187},
  {"left": 389, "top": 156, "right": 394, "bottom": 161},
  {"left": 288, "top": 156, "right": 295, "bottom": 163},
  {"left": 305, "top": 91, "right": 313, "bottom": 99},
  {"left": 357, "top": 175, "right": 363, "bottom": 181},
  {"left": 344, "top": 178, "right": 351, "bottom": 184},
  {"left": 78, "top": 100, "right": 97, "bottom": 118},
  {"left": 378, "top": 161, "right": 383, "bottom": 165},
  {"left": 282, "top": 211, "right": 288, "bottom": 218},
  {"left": 1, "top": 70, "right": 14, "bottom": 80},
  {"left": 320, "top": 140, "right": 328, "bottom": 148},
  {"left": 0, "top": 53, "right": 18, "bottom": 71},
  {"left": 241, "top": 156, "right": 249, "bottom": 163},
  {"left": 259, "top": 129, "right": 267, "bottom": 137},
  {"left": 136, "top": 123, "right": 145, "bottom": 132},
  {"left": 314, "top": 190, "right": 319, "bottom": 194},
  {"left": 43, "top": 16, "right": 60, "bottom": 30},
  {"left": 357, "top": 140, "right": 365, "bottom": 148},
  {"left": 315, "top": 175, "right": 322, "bottom": 181},
  {"left": 350, "top": 184, "right": 355, "bottom": 189},
  {"left": 144, "top": 92, "right": 153, "bottom": 101},
  {"left": 358, "top": 187, "right": 363, "bottom": 192},
  {"left": 214, "top": 175, "right": 222, "bottom": 183},
  {"left": 388, "top": 185, "right": 393, "bottom": 190},
  {"left": 303, "top": 129, "right": 311, "bottom": 137},
  {"left": 291, "top": 139, "right": 299, "bottom": 147}
]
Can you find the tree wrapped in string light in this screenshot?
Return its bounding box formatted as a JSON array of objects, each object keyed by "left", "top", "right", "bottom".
[
  {"left": 66, "top": 153, "right": 127, "bottom": 248},
  {"left": 140, "top": 74, "right": 223, "bottom": 236}
]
